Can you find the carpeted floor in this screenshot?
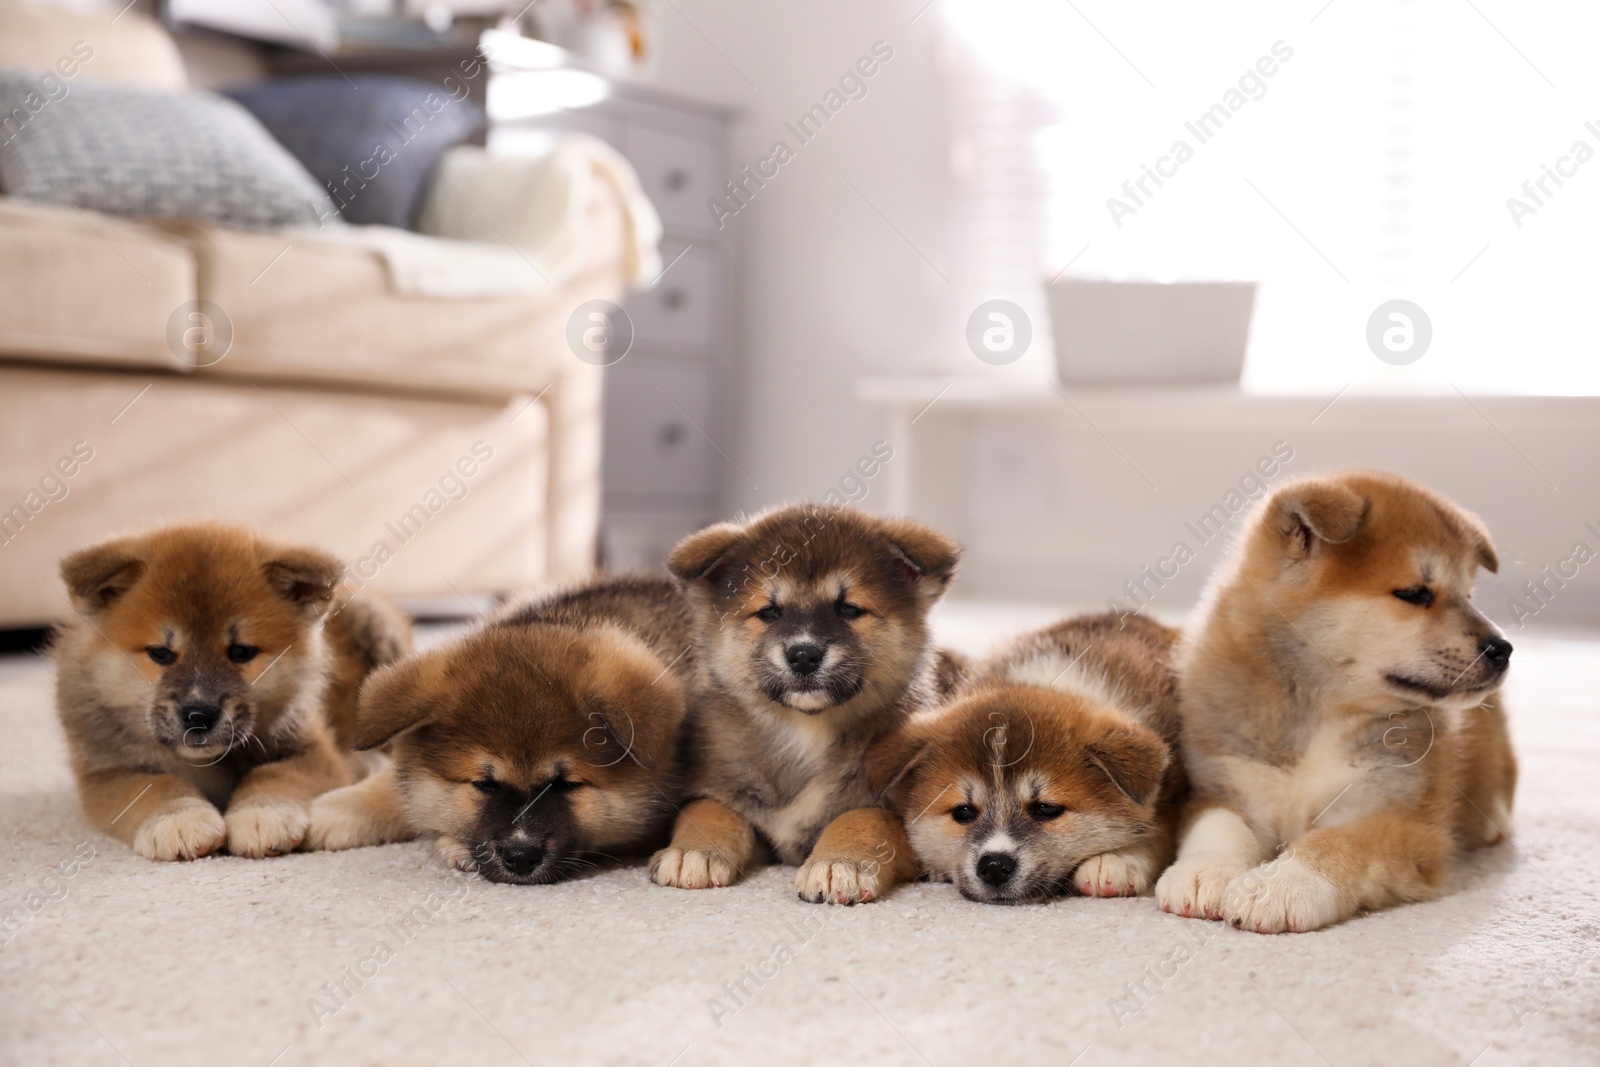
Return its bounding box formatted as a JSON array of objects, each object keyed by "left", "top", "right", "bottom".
[{"left": 2, "top": 603, "right": 1597, "bottom": 1067}]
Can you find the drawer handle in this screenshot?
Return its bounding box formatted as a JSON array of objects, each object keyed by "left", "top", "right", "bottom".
[
  {"left": 659, "top": 423, "right": 687, "bottom": 448},
  {"left": 662, "top": 287, "right": 688, "bottom": 311},
  {"left": 663, "top": 168, "right": 690, "bottom": 192}
]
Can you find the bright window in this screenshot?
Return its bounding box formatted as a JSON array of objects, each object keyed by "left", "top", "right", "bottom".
[{"left": 942, "top": 0, "right": 1600, "bottom": 395}]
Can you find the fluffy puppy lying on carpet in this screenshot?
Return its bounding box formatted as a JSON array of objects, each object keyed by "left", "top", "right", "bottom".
[
  {"left": 308, "top": 576, "right": 698, "bottom": 885},
  {"left": 650, "top": 504, "right": 958, "bottom": 904},
  {"left": 1155, "top": 470, "right": 1518, "bottom": 933},
  {"left": 55, "top": 523, "right": 410, "bottom": 861},
  {"left": 869, "top": 613, "right": 1185, "bottom": 904}
]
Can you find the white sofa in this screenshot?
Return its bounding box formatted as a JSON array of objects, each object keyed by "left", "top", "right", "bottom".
[{"left": 0, "top": 2, "right": 645, "bottom": 626}]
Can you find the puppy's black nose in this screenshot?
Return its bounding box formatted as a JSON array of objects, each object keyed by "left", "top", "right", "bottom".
[
  {"left": 180, "top": 702, "right": 222, "bottom": 730},
  {"left": 499, "top": 843, "right": 544, "bottom": 876},
  {"left": 977, "top": 852, "right": 1016, "bottom": 887},
  {"left": 1481, "top": 635, "right": 1513, "bottom": 670},
  {"left": 786, "top": 644, "right": 825, "bottom": 675}
]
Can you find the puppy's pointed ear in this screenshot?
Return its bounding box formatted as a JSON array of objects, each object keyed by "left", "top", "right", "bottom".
[
  {"left": 354, "top": 655, "right": 435, "bottom": 750},
  {"left": 668, "top": 522, "right": 744, "bottom": 584},
  {"left": 1085, "top": 723, "right": 1169, "bottom": 808},
  {"left": 1459, "top": 508, "right": 1499, "bottom": 574},
  {"left": 879, "top": 518, "right": 961, "bottom": 598},
  {"left": 263, "top": 545, "right": 344, "bottom": 611},
  {"left": 61, "top": 537, "right": 145, "bottom": 612},
  {"left": 1274, "top": 479, "right": 1366, "bottom": 561},
  {"left": 866, "top": 721, "right": 930, "bottom": 803}
]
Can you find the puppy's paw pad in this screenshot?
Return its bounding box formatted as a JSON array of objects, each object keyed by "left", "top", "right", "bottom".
[
  {"left": 1222, "top": 857, "right": 1344, "bottom": 934},
  {"left": 795, "top": 857, "right": 882, "bottom": 905},
  {"left": 306, "top": 789, "right": 379, "bottom": 851},
  {"left": 434, "top": 835, "right": 475, "bottom": 872},
  {"left": 226, "top": 803, "right": 308, "bottom": 858},
  {"left": 133, "top": 800, "right": 227, "bottom": 862},
  {"left": 649, "top": 847, "right": 737, "bottom": 889},
  {"left": 1155, "top": 856, "right": 1249, "bottom": 920},
  {"left": 1075, "top": 851, "right": 1153, "bottom": 897}
]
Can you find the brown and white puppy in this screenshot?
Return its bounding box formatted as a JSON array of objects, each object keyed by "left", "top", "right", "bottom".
[
  {"left": 869, "top": 613, "right": 1184, "bottom": 904},
  {"left": 307, "top": 576, "right": 698, "bottom": 885},
  {"left": 1155, "top": 470, "right": 1518, "bottom": 933},
  {"left": 54, "top": 522, "right": 410, "bottom": 861},
  {"left": 649, "top": 504, "right": 958, "bottom": 904}
]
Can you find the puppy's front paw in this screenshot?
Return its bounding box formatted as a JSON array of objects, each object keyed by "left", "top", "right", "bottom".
[
  {"left": 649, "top": 846, "right": 738, "bottom": 889},
  {"left": 133, "top": 799, "right": 227, "bottom": 861},
  {"left": 1075, "top": 850, "right": 1156, "bottom": 897},
  {"left": 1476, "top": 797, "right": 1512, "bottom": 846},
  {"left": 794, "top": 856, "right": 883, "bottom": 905},
  {"left": 306, "top": 787, "right": 384, "bottom": 851},
  {"left": 226, "top": 802, "right": 308, "bottom": 858},
  {"left": 1222, "top": 856, "right": 1345, "bottom": 934},
  {"left": 1155, "top": 856, "right": 1250, "bottom": 920},
  {"left": 434, "top": 835, "right": 475, "bottom": 871}
]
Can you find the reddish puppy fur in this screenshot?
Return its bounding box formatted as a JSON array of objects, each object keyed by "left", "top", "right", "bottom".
[
  {"left": 870, "top": 613, "right": 1185, "bottom": 903},
  {"left": 306, "top": 576, "right": 698, "bottom": 884},
  {"left": 55, "top": 522, "right": 409, "bottom": 861},
  {"left": 1155, "top": 471, "right": 1517, "bottom": 933},
  {"left": 649, "top": 504, "right": 956, "bottom": 904}
]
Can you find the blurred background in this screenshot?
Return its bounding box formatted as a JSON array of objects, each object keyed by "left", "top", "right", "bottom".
[{"left": 1, "top": 0, "right": 1596, "bottom": 638}]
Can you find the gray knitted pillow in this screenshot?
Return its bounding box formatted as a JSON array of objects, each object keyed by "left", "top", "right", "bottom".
[{"left": 0, "top": 72, "right": 340, "bottom": 230}]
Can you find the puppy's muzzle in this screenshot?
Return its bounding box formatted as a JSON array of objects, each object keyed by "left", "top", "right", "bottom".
[
  {"left": 1481, "top": 635, "right": 1513, "bottom": 674},
  {"left": 498, "top": 843, "right": 546, "bottom": 878},
  {"left": 475, "top": 836, "right": 557, "bottom": 883},
  {"left": 785, "top": 643, "right": 825, "bottom": 676},
  {"left": 180, "top": 702, "right": 223, "bottom": 732},
  {"left": 977, "top": 852, "right": 1017, "bottom": 887},
  {"left": 173, "top": 701, "right": 233, "bottom": 750}
]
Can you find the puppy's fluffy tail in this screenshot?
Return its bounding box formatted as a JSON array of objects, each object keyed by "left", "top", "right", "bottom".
[
  {"left": 323, "top": 594, "right": 413, "bottom": 749},
  {"left": 329, "top": 593, "right": 413, "bottom": 673}
]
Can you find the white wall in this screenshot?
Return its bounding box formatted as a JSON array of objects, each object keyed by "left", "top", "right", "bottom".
[{"left": 649, "top": 1, "right": 966, "bottom": 513}]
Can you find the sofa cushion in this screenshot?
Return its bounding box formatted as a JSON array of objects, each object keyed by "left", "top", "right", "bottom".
[
  {"left": 0, "top": 1, "right": 186, "bottom": 90},
  {"left": 0, "top": 75, "right": 338, "bottom": 230},
  {"left": 226, "top": 75, "right": 486, "bottom": 230},
  {"left": 187, "top": 193, "right": 627, "bottom": 397},
  {"left": 0, "top": 198, "right": 195, "bottom": 371}
]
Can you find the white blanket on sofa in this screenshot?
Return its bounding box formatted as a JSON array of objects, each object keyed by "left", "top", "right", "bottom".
[{"left": 287, "top": 135, "right": 664, "bottom": 297}]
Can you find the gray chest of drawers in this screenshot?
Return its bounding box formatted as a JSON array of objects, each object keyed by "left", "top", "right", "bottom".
[{"left": 489, "top": 74, "right": 735, "bottom": 571}]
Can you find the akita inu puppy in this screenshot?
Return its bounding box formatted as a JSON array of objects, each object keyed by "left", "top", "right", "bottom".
[
  {"left": 869, "top": 613, "right": 1185, "bottom": 904},
  {"left": 54, "top": 522, "right": 410, "bottom": 861},
  {"left": 649, "top": 505, "right": 959, "bottom": 904},
  {"left": 307, "top": 576, "right": 698, "bottom": 884},
  {"left": 1155, "top": 470, "right": 1517, "bottom": 933}
]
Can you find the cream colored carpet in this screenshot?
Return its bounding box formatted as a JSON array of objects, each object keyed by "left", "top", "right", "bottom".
[{"left": 2, "top": 604, "right": 1597, "bottom": 1067}]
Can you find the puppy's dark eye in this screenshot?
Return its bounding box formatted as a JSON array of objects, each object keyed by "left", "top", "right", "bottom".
[
  {"left": 1393, "top": 585, "right": 1434, "bottom": 607},
  {"left": 837, "top": 601, "right": 865, "bottom": 620},
  {"left": 755, "top": 604, "right": 782, "bottom": 622},
  {"left": 471, "top": 779, "right": 500, "bottom": 794},
  {"left": 226, "top": 643, "right": 260, "bottom": 664},
  {"left": 551, "top": 777, "right": 584, "bottom": 793},
  {"left": 1029, "top": 801, "right": 1067, "bottom": 822},
  {"left": 146, "top": 646, "right": 177, "bottom": 666},
  {"left": 950, "top": 803, "right": 979, "bottom": 824}
]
